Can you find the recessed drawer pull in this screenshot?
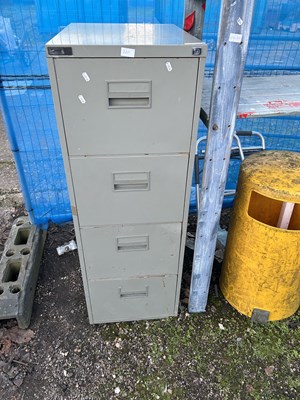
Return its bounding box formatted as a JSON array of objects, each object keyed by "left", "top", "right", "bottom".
[
  {"left": 114, "top": 182, "right": 149, "bottom": 191},
  {"left": 113, "top": 172, "right": 150, "bottom": 192},
  {"left": 116, "top": 235, "right": 149, "bottom": 252},
  {"left": 117, "top": 242, "right": 148, "bottom": 251},
  {"left": 109, "top": 97, "right": 150, "bottom": 108},
  {"left": 107, "top": 80, "right": 152, "bottom": 109},
  {"left": 119, "top": 286, "right": 149, "bottom": 298}
]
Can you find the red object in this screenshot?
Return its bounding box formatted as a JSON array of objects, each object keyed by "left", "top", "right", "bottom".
[
  {"left": 238, "top": 111, "right": 255, "bottom": 119},
  {"left": 202, "top": 2, "right": 206, "bottom": 11},
  {"left": 264, "top": 100, "right": 300, "bottom": 109},
  {"left": 184, "top": 11, "right": 196, "bottom": 32}
]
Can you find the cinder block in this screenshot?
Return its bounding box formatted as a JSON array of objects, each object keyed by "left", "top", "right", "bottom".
[{"left": 0, "top": 217, "right": 46, "bottom": 328}]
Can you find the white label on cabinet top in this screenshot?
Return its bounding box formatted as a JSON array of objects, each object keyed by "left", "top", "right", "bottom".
[
  {"left": 82, "top": 72, "right": 90, "bottom": 82},
  {"left": 78, "top": 95, "right": 86, "bottom": 104},
  {"left": 165, "top": 62, "right": 172, "bottom": 72},
  {"left": 229, "top": 33, "right": 243, "bottom": 43},
  {"left": 121, "top": 47, "right": 135, "bottom": 58}
]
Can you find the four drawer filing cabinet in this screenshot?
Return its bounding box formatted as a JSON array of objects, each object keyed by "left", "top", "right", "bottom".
[{"left": 47, "top": 23, "right": 207, "bottom": 323}]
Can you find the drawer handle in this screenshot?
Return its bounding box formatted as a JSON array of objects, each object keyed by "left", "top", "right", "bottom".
[
  {"left": 119, "top": 286, "right": 149, "bottom": 298},
  {"left": 107, "top": 80, "right": 151, "bottom": 109},
  {"left": 117, "top": 235, "right": 149, "bottom": 252},
  {"left": 113, "top": 172, "right": 150, "bottom": 192},
  {"left": 109, "top": 97, "right": 150, "bottom": 108},
  {"left": 114, "top": 182, "right": 149, "bottom": 191}
]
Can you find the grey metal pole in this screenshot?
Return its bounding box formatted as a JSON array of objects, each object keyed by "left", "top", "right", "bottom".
[{"left": 189, "top": 0, "right": 255, "bottom": 312}]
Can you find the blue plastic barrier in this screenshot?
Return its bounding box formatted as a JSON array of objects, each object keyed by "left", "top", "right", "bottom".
[
  {"left": 203, "top": 0, "right": 300, "bottom": 71},
  {"left": 35, "top": 0, "right": 128, "bottom": 33}
]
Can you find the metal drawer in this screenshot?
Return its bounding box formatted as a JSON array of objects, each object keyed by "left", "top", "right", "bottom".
[
  {"left": 88, "top": 275, "right": 178, "bottom": 323},
  {"left": 71, "top": 154, "right": 188, "bottom": 226},
  {"left": 80, "top": 223, "right": 182, "bottom": 279},
  {"left": 54, "top": 58, "right": 198, "bottom": 155}
]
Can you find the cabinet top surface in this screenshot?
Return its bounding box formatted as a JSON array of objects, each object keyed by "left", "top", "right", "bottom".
[{"left": 46, "top": 23, "right": 206, "bottom": 58}]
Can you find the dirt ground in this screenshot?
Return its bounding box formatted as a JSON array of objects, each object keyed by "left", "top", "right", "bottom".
[
  {"left": 0, "top": 116, "right": 299, "bottom": 399},
  {"left": 0, "top": 213, "right": 299, "bottom": 400}
]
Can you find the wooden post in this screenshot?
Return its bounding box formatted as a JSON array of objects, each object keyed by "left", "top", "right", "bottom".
[{"left": 189, "top": 0, "right": 256, "bottom": 312}]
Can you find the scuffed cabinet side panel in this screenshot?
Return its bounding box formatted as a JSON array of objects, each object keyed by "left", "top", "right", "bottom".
[{"left": 47, "top": 58, "right": 94, "bottom": 323}]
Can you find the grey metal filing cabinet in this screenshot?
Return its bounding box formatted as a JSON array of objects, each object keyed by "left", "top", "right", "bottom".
[{"left": 46, "top": 23, "right": 206, "bottom": 324}]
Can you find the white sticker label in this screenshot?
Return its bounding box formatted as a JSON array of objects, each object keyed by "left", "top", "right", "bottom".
[
  {"left": 237, "top": 17, "right": 243, "bottom": 26},
  {"left": 121, "top": 47, "right": 135, "bottom": 58},
  {"left": 229, "top": 33, "right": 243, "bottom": 43},
  {"left": 82, "top": 72, "right": 90, "bottom": 82},
  {"left": 165, "top": 62, "right": 172, "bottom": 72},
  {"left": 78, "top": 95, "right": 86, "bottom": 104}
]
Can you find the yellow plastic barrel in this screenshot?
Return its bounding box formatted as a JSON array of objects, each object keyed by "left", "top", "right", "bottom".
[{"left": 220, "top": 151, "right": 300, "bottom": 321}]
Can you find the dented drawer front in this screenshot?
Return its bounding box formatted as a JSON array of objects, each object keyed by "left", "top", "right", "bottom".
[
  {"left": 80, "top": 223, "right": 182, "bottom": 279},
  {"left": 54, "top": 58, "right": 198, "bottom": 155},
  {"left": 71, "top": 154, "right": 188, "bottom": 226},
  {"left": 88, "top": 275, "right": 178, "bottom": 323}
]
